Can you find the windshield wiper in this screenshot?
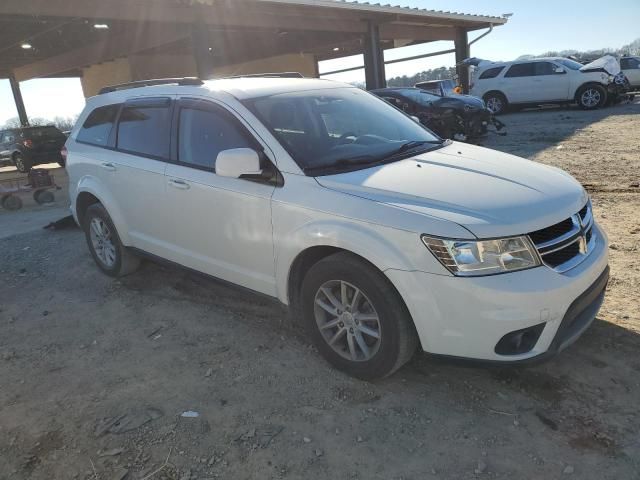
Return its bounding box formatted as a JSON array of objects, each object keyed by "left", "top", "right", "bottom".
[{"left": 304, "top": 140, "right": 446, "bottom": 175}]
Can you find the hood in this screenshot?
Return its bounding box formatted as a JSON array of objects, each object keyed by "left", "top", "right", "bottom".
[
  {"left": 436, "top": 94, "right": 485, "bottom": 109},
  {"left": 316, "top": 142, "right": 588, "bottom": 238},
  {"left": 580, "top": 55, "right": 620, "bottom": 75}
]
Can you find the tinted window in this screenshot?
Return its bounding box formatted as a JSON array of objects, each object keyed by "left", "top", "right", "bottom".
[
  {"left": 178, "top": 107, "right": 255, "bottom": 170},
  {"left": 505, "top": 63, "right": 536, "bottom": 78},
  {"left": 479, "top": 66, "right": 505, "bottom": 79},
  {"left": 534, "top": 62, "right": 558, "bottom": 76},
  {"left": 117, "top": 104, "right": 171, "bottom": 158},
  {"left": 1, "top": 132, "right": 15, "bottom": 143},
  {"left": 25, "top": 126, "right": 64, "bottom": 139},
  {"left": 77, "top": 104, "right": 119, "bottom": 146},
  {"left": 621, "top": 58, "right": 640, "bottom": 69}
]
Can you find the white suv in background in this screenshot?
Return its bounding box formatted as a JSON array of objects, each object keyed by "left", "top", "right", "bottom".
[
  {"left": 470, "top": 57, "right": 618, "bottom": 114},
  {"left": 65, "top": 77, "right": 609, "bottom": 379},
  {"left": 621, "top": 56, "right": 640, "bottom": 90}
]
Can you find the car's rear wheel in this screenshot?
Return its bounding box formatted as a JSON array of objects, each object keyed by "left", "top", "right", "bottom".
[
  {"left": 13, "top": 153, "right": 30, "bottom": 173},
  {"left": 577, "top": 84, "right": 607, "bottom": 109},
  {"left": 301, "top": 252, "right": 418, "bottom": 380},
  {"left": 84, "top": 203, "right": 140, "bottom": 277},
  {"left": 483, "top": 92, "right": 507, "bottom": 115}
]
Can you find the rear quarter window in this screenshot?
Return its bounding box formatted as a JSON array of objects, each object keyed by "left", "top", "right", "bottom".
[
  {"left": 77, "top": 104, "right": 120, "bottom": 147},
  {"left": 479, "top": 66, "right": 505, "bottom": 79}
]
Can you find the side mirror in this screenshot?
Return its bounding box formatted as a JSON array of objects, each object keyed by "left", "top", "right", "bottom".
[
  {"left": 554, "top": 66, "right": 566, "bottom": 74},
  {"left": 215, "top": 148, "right": 263, "bottom": 179},
  {"left": 411, "top": 115, "right": 421, "bottom": 123}
]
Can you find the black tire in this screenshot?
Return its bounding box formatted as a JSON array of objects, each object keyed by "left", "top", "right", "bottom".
[
  {"left": 483, "top": 92, "right": 508, "bottom": 115},
  {"left": 13, "top": 153, "right": 30, "bottom": 173},
  {"left": 300, "top": 252, "right": 418, "bottom": 380},
  {"left": 576, "top": 84, "right": 607, "bottom": 110},
  {"left": 83, "top": 203, "right": 140, "bottom": 277},
  {"left": 1, "top": 194, "right": 23, "bottom": 211},
  {"left": 34, "top": 190, "right": 55, "bottom": 204}
]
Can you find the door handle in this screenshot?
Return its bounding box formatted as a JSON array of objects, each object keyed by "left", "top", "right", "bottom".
[
  {"left": 100, "top": 162, "right": 116, "bottom": 172},
  {"left": 168, "top": 178, "right": 190, "bottom": 190}
]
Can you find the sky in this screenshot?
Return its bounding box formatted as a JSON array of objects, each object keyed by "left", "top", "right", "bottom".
[{"left": 1, "top": 0, "right": 639, "bottom": 126}]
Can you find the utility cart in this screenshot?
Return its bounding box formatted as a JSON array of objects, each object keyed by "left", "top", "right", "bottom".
[{"left": 0, "top": 169, "right": 57, "bottom": 211}]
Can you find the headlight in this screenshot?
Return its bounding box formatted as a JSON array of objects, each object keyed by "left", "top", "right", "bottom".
[{"left": 421, "top": 235, "right": 541, "bottom": 276}]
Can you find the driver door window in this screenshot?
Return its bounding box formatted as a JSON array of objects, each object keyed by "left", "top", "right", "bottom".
[{"left": 178, "top": 107, "right": 255, "bottom": 172}]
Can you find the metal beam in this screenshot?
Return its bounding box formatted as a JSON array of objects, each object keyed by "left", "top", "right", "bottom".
[
  {"left": 9, "top": 75, "right": 28, "bottom": 126},
  {"left": 363, "top": 22, "right": 385, "bottom": 90},
  {"left": 12, "top": 24, "right": 189, "bottom": 81},
  {"left": 454, "top": 28, "right": 470, "bottom": 93},
  {"left": 378, "top": 24, "right": 457, "bottom": 42}
]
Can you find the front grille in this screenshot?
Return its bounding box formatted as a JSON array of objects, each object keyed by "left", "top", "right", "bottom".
[
  {"left": 528, "top": 217, "right": 574, "bottom": 245},
  {"left": 528, "top": 201, "right": 595, "bottom": 273}
]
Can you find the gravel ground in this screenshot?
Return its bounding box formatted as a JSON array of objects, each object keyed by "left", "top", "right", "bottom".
[{"left": 1, "top": 100, "right": 639, "bottom": 479}]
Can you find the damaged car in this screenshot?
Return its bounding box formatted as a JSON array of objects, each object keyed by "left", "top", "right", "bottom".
[
  {"left": 469, "top": 55, "right": 629, "bottom": 113},
  {"left": 371, "top": 87, "right": 505, "bottom": 143}
]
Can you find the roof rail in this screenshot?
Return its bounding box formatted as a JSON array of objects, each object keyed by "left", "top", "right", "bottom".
[
  {"left": 222, "top": 72, "right": 304, "bottom": 79},
  {"left": 98, "top": 77, "right": 204, "bottom": 94}
]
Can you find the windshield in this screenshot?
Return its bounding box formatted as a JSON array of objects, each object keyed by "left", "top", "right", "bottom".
[
  {"left": 244, "top": 87, "right": 441, "bottom": 175},
  {"left": 558, "top": 59, "right": 583, "bottom": 70}
]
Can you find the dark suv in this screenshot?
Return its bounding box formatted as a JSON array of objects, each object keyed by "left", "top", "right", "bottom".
[{"left": 0, "top": 126, "right": 67, "bottom": 173}]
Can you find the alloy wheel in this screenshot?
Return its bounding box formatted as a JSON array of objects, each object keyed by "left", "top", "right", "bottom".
[
  {"left": 486, "top": 97, "right": 503, "bottom": 114},
  {"left": 581, "top": 88, "right": 601, "bottom": 108},
  {"left": 89, "top": 217, "right": 117, "bottom": 267},
  {"left": 313, "top": 280, "right": 382, "bottom": 362}
]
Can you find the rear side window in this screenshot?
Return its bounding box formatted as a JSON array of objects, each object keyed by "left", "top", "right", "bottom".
[
  {"left": 534, "top": 62, "right": 557, "bottom": 76},
  {"left": 77, "top": 104, "right": 119, "bottom": 147},
  {"left": 117, "top": 103, "right": 171, "bottom": 159},
  {"left": 504, "top": 63, "right": 536, "bottom": 78},
  {"left": 178, "top": 107, "right": 255, "bottom": 171},
  {"left": 479, "top": 66, "right": 505, "bottom": 79},
  {"left": 621, "top": 57, "right": 640, "bottom": 69}
]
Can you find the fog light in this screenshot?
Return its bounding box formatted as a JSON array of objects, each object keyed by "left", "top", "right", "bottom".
[{"left": 495, "top": 323, "right": 545, "bottom": 355}]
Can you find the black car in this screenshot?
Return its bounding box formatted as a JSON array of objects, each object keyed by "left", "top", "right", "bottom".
[
  {"left": 371, "top": 87, "right": 504, "bottom": 142},
  {"left": 0, "top": 125, "right": 67, "bottom": 173}
]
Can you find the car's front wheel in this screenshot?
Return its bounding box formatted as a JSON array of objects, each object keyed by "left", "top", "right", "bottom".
[
  {"left": 301, "top": 252, "right": 418, "bottom": 380},
  {"left": 83, "top": 203, "right": 140, "bottom": 277},
  {"left": 577, "top": 84, "right": 607, "bottom": 109},
  {"left": 483, "top": 92, "right": 507, "bottom": 115}
]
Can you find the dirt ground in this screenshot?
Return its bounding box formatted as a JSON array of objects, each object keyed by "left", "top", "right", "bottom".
[{"left": 1, "top": 100, "right": 639, "bottom": 480}]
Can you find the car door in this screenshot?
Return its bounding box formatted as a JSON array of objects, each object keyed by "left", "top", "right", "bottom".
[
  {"left": 164, "top": 98, "right": 277, "bottom": 296},
  {"left": 531, "top": 61, "right": 570, "bottom": 100},
  {"left": 108, "top": 97, "right": 173, "bottom": 256},
  {"left": 621, "top": 57, "right": 640, "bottom": 87},
  {"left": 501, "top": 62, "right": 537, "bottom": 103}
]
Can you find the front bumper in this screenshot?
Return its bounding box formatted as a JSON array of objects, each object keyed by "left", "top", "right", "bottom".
[{"left": 386, "top": 223, "right": 609, "bottom": 362}]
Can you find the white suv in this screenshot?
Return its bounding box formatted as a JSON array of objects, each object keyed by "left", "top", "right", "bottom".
[
  {"left": 66, "top": 77, "right": 609, "bottom": 379},
  {"left": 470, "top": 57, "right": 618, "bottom": 114}
]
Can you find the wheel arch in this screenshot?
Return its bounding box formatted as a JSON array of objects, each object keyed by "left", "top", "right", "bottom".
[
  {"left": 277, "top": 220, "right": 421, "bottom": 306},
  {"left": 74, "top": 178, "right": 132, "bottom": 245},
  {"left": 482, "top": 89, "right": 508, "bottom": 103},
  {"left": 574, "top": 81, "right": 607, "bottom": 101}
]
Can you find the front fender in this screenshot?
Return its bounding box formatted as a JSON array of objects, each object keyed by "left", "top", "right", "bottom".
[
  {"left": 274, "top": 219, "right": 436, "bottom": 304},
  {"left": 75, "top": 175, "right": 132, "bottom": 245}
]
